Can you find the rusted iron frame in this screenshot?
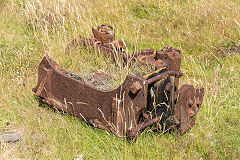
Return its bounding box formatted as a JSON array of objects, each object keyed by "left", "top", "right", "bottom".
[
  {"left": 33, "top": 55, "right": 183, "bottom": 136},
  {"left": 33, "top": 25, "right": 205, "bottom": 139}
]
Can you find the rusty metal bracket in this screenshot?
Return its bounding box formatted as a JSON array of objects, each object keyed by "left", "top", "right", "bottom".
[{"left": 33, "top": 25, "right": 204, "bottom": 139}]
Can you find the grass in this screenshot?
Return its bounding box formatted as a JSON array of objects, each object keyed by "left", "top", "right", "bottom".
[{"left": 0, "top": 0, "right": 240, "bottom": 159}]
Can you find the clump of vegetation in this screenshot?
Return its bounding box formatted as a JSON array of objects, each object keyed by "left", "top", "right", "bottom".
[
  {"left": 0, "top": 0, "right": 239, "bottom": 159},
  {"left": 60, "top": 44, "right": 155, "bottom": 90}
]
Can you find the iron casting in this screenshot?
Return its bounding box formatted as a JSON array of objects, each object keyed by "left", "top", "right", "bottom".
[{"left": 33, "top": 25, "right": 204, "bottom": 139}]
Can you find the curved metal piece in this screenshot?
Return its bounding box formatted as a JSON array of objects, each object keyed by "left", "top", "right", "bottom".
[{"left": 33, "top": 55, "right": 148, "bottom": 137}]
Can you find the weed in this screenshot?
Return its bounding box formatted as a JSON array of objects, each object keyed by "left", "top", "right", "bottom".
[{"left": 0, "top": 0, "right": 239, "bottom": 159}]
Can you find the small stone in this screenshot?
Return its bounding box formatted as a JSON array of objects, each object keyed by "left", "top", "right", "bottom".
[{"left": 0, "top": 131, "right": 20, "bottom": 143}]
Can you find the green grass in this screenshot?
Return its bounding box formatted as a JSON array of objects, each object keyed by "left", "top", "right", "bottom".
[{"left": 0, "top": 0, "right": 240, "bottom": 159}]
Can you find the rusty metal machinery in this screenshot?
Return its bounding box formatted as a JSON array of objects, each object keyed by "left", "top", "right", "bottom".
[{"left": 33, "top": 25, "right": 204, "bottom": 140}]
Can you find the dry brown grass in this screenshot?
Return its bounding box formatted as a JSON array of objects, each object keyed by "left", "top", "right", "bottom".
[{"left": 0, "top": 0, "right": 240, "bottom": 159}]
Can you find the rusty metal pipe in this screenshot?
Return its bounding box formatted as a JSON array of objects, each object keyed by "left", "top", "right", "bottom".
[{"left": 146, "top": 71, "right": 183, "bottom": 85}]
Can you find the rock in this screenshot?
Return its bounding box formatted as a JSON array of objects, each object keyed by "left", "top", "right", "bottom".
[{"left": 0, "top": 132, "right": 20, "bottom": 143}]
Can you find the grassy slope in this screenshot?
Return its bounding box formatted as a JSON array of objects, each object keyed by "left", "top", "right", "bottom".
[{"left": 0, "top": 0, "right": 240, "bottom": 159}]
